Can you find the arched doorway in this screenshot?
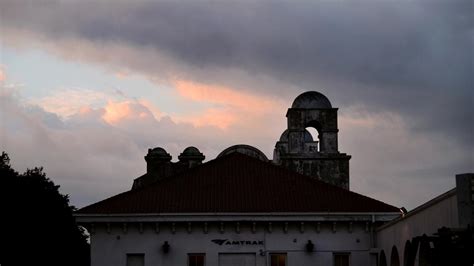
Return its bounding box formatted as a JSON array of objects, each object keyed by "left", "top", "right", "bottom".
[
  {"left": 403, "top": 240, "right": 415, "bottom": 266},
  {"left": 379, "top": 250, "right": 388, "bottom": 266},
  {"left": 390, "top": 246, "right": 400, "bottom": 266}
]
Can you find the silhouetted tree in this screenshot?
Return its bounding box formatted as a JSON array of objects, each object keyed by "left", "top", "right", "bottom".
[{"left": 0, "top": 152, "right": 90, "bottom": 266}]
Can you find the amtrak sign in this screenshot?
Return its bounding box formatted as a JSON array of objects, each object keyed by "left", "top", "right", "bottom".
[{"left": 212, "top": 239, "right": 264, "bottom": 246}]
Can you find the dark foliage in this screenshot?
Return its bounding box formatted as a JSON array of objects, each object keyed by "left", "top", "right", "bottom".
[{"left": 0, "top": 152, "right": 90, "bottom": 266}]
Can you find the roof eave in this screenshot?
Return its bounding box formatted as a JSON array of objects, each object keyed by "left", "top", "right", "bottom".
[{"left": 75, "top": 212, "right": 400, "bottom": 223}]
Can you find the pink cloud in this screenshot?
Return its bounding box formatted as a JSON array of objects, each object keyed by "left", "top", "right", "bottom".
[
  {"left": 114, "top": 70, "right": 131, "bottom": 79},
  {"left": 102, "top": 100, "right": 156, "bottom": 125},
  {"left": 171, "top": 79, "right": 286, "bottom": 129},
  {"left": 173, "top": 79, "right": 282, "bottom": 113},
  {"left": 28, "top": 89, "right": 109, "bottom": 118},
  {"left": 137, "top": 99, "right": 162, "bottom": 120},
  {"left": 102, "top": 101, "right": 133, "bottom": 125},
  {"left": 27, "top": 89, "right": 163, "bottom": 127},
  {"left": 174, "top": 108, "right": 239, "bottom": 130},
  {"left": 0, "top": 66, "right": 6, "bottom": 82}
]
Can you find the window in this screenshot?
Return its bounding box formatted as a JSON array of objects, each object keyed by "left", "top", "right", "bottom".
[
  {"left": 270, "top": 253, "right": 287, "bottom": 266},
  {"left": 334, "top": 253, "right": 350, "bottom": 266},
  {"left": 126, "top": 254, "right": 144, "bottom": 266},
  {"left": 188, "top": 254, "right": 205, "bottom": 266},
  {"left": 219, "top": 253, "right": 255, "bottom": 266}
]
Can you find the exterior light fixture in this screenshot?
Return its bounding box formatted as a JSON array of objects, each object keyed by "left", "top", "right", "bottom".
[
  {"left": 259, "top": 249, "right": 266, "bottom": 256},
  {"left": 400, "top": 207, "right": 408, "bottom": 217},
  {"left": 162, "top": 241, "right": 170, "bottom": 254},
  {"left": 306, "top": 240, "right": 314, "bottom": 252}
]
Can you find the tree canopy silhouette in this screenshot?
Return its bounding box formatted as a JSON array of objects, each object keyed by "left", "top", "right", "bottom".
[{"left": 0, "top": 151, "right": 89, "bottom": 266}]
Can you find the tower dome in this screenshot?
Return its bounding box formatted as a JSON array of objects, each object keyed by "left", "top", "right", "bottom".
[
  {"left": 148, "top": 147, "right": 169, "bottom": 157},
  {"left": 178, "top": 146, "right": 205, "bottom": 161},
  {"left": 291, "top": 91, "right": 332, "bottom": 109},
  {"left": 217, "top": 144, "right": 268, "bottom": 162},
  {"left": 181, "top": 146, "right": 201, "bottom": 156},
  {"left": 279, "top": 129, "right": 314, "bottom": 142}
]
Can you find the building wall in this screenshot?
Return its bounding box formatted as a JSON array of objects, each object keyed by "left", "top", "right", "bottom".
[
  {"left": 456, "top": 173, "right": 474, "bottom": 227},
  {"left": 376, "top": 191, "right": 458, "bottom": 265},
  {"left": 90, "top": 222, "right": 379, "bottom": 266}
]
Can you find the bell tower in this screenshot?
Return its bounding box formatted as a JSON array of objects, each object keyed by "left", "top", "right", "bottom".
[{"left": 273, "top": 91, "right": 351, "bottom": 189}]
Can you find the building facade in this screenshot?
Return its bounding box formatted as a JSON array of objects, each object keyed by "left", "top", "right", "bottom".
[
  {"left": 76, "top": 91, "right": 407, "bottom": 266},
  {"left": 376, "top": 173, "right": 473, "bottom": 266}
]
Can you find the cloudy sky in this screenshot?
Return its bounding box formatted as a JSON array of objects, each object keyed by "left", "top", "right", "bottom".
[{"left": 0, "top": 0, "right": 472, "bottom": 210}]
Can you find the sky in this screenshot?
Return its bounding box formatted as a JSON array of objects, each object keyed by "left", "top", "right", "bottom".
[{"left": 0, "top": 0, "right": 472, "bottom": 210}]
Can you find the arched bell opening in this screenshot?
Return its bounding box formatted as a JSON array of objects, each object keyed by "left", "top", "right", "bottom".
[
  {"left": 305, "top": 120, "right": 324, "bottom": 152},
  {"left": 304, "top": 127, "right": 320, "bottom": 153}
]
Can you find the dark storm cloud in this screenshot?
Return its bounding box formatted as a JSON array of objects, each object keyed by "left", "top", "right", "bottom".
[
  {"left": 1, "top": 0, "right": 472, "bottom": 147},
  {"left": 1, "top": 1, "right": 473, "bottom": 155}
]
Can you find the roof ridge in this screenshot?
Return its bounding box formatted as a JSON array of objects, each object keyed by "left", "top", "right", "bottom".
[{"left": 77, "top": 152, "right": 399, "bottom": 214}]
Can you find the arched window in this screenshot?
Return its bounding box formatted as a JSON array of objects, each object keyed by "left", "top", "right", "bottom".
[
  {"left": 391, "top": 246, "right": 400, "bottom": 266},
  {"left": 305, "top": 127, "right": 320, "bottom": 152},
  {"left": 380, "top": 250, "right": 387, "bottom": 266}
]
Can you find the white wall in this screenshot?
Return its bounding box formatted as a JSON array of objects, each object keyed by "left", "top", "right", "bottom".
[
  {"left": 376, "top": 192, "right": 458, "bottom": 265},
  {"left": 91, "top": 222, "right": 378, "bottom": 266}
]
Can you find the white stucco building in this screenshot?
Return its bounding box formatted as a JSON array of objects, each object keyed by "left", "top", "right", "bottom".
[
  {"left": 76, "top": 151, "right": 400, "bottom": 266},
  {"left": 75, "top": 91, "right": 472, "bottom": 266}
]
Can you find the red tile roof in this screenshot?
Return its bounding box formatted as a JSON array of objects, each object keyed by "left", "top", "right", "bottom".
[{"left": 77, "top": 153, "right": 399, "bottom": 214}]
